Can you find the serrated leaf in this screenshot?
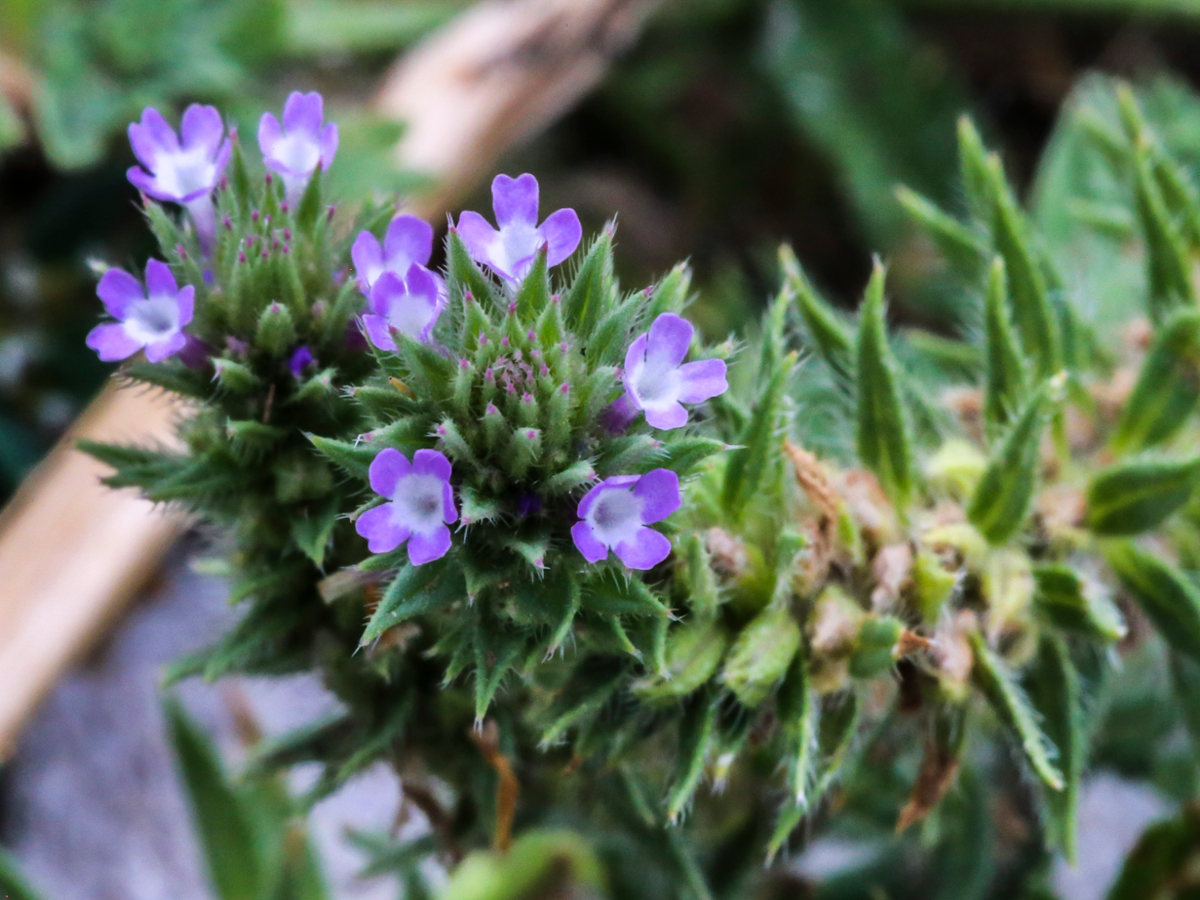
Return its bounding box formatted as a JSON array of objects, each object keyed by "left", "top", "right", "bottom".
[
  {"left": 968, "top": 380, "right": 1057, "bottom": 544},
  {"left": 895, "top": 185, "right": 987, "bottom": 275},
  {"left": 969, "top": 633, "right": 1064, "bottom": 791},
  {"left": 1027, "top": 635, "right": 1083, "bottom": 861},
  {"left": 785, "top": 246, "right": 853, "bottom": 384},
  {"left": 308, "top": 434, "right": 376, "bottom": 481},
  {"left": 776, "top": 656, "right": 818, "bottom": 806},
  {"left": 1134, "top": 145, "right": 1195, "bottom": 322},
  {"left": 721, "top": 363, "right": 789, "bottom": 519},
  {"left": 1086, "top": 455, "right": 1200, "bottom": 536},
  {"left": 563, "top": 229, "right": 615, "bottom": 337},
  {"left": 363, "top": 559, "right": 459, "bottom": 643},
  {"left": 667, "top": 693, "right": 717, "bottom": 823},
  {"left": 580, "top": 575, "right": 669, "bottom": 618},
  {"left": 291, "top": 499, "right": 339, "bottom": 568},
  {"left": 1106, "top": 542, "right": 1200, "bottom": 662},
  {"left": 1112, "top": 309, "right": 1200, "bottom": 454},
  {"left": 719, "top": 605, "right": 802, "bottom": 708},
  {"left": 855, "top": 261, "right": 912, "bottom": 511},
  {"left": 982, "top": 257, "right": 1029, "bottom": 437},
  {"left": 513, "top": 246, "right": 550, "bottom": 319}
]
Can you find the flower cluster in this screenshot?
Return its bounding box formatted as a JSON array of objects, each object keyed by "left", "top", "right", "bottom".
[{"left": 348, "top": 173, "right": 728, "bottom": 569}]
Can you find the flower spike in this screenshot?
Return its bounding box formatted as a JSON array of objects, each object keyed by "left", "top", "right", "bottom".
[
  {"left": 356, "top": 448, "right": 458, "bottom": 565},
  {"left": 86, "top": 260, "right": 194, "bottom": 362},
  {"left": 258, "top": 91, "right": 339, "bottom": 206},
  {"left": 127, "top": 105, "right": 230, "bottom": 253},
  {"left": 457, "top": 173, "right": 582, "bottom": 282},
  {"left": 571, "top": 469, "right": 681, "bottom": 570},
  {"left": 623, "top": 313, "right": 728, "bottom": 430}
]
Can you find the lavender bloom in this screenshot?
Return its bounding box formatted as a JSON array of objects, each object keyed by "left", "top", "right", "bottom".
[
  {"left": 571, "top": 469, "right": 681, "bottom": 570},
  {"left": 127, "top": 105, "right": 231, "bottom": 253},
  {"left": 362, "top": 266, "right": 442, "bottom": 350},
  {"left": 457, "top": 173, "right": 581, "bottom": 282},
  {"left": 86, "top": 260, "right": 195, "bottom": 363},
  {"left": 356, "top": 448, "right": 457, "bottom": 564},
  {"left": 623, "top": 313, "right": 728, "bottom": 430},
  {"left": 258, "top": 92, "right": 339, "bottom": 207},
  {"left": 289, "top": 345, "right": 315, "bottom": 378},
  {"left": 351, "top": 214, "right": 435, "bottom": 292}
]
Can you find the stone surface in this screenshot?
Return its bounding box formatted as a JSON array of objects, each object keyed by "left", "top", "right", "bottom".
[{"left": 2, "top": 539, "right": 401, "bottom": 900}]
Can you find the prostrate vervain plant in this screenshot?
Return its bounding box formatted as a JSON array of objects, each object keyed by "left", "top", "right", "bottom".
[{"left": 82, "top": 81, "right": 1200, "bottom": 900}]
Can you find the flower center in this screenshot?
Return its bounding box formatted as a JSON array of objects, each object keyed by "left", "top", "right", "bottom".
[
  {"left": 272, "top": 133, "right": 321, "bottom": 176},
  {"left": 632, "top": 357, "right": 681, "bottom": 408},
  {"left": 386, "top": 294, "right": 435, "bottom": 340},
  {"left": 156, "top": 146, "right": 216, "bottom": 199},
  {"left": 125, "top": 295, "right": 180, "bottom": 344},
  {"left": 587, "top": 488, "right": 644, "bottom": 547},
  {"left": 392, "top": 474, "right": 445, "bottom": 533}
]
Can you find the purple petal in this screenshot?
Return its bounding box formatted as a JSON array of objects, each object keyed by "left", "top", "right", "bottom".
[
  {"left": 442, "top": 482, "right": 458, "bottom": 524},
  {"left": 633, "top": 469, "right": 681, "bottom": 524},
  {"left": 644, "top": 402, "right": 689, "bottom": 430},
  {"left": 408, "top": 525, "right": 451, "bottom": 565},
  {"left": 318, "top": 122, "right": 338, "bottom": 169},
  {"left": 126, "top": 166, "right": 161, "bottom": 198},
  {"left": 384, "top": 215, "right": 434, "bottom": 270},
  {"left": 289, "top": 345, "right": 314, "bottom": 378},
  {"left": 677, "top": 358, "right": 728, "bottom": 404},
  {"left": 369, "top": 271, "right": 406, "bottom": 316},
  {"left": 571, "top": 521, "right": 609, "bottom": 563},
  {"left": 538, "top": 208, "right": 582, "bottom": 267},
  {"left": 646, "top": 313, "right": 693, "bottom": 370},
  {"left": 404, "top": 265, "right": 441, "bottom": 306},
  {"left": 257, "top": 112, "right": 282, "bottom": 158},
  {"left": 86, "top": 323, "right": 142, "bottom": 361},
  {"left": 412, "top": 448, "right": 452, "bottom": 483},
  {"left": 213, "top": 138, "right": 232, "bottom": 177},
  {"left": 457, "top": 211, "right": 500, "bottom": 269},
  {"left": 492, "top": 173, "right": 538, "bottom": 228},
  {"left": 283, "top": 91, "right": 324, "bottom": 138},
  {"left": 577, "top": 475, "right": 640, "bottom": 519},
  {"left": 369, "top": 447, "right": 411, "bottom": 497},
  {"left": 144, "top": 331, "right": 187, "bottom": 363},
  {"left": 176, "top": 285, "right": 195, "bottom": 326},
  {"left": 357, "top": 505, "right": 409, "bottom": 554},
  {"left": 615, "top": 528, "right": 672, "bottom": 570},
  {"left": 128, "top": 108, "right": 177, "bottom": 168},
  {"left": 179, "top": 104, "right": 223, "bottom": 155},
  {"left": 144, "top": 258, "right": 178, "bottom": 297},
  {"left": 96, "top": 268, "right": 144, "bottom": 318},
  {"left": 623, "top": 333, "right": 648, "bottom": 385},
  {"left": 362, "top": 314, "right": 396, "bottom": 351},
  {"left": 351, "top": 231, "right": 384, "bottom": 290},
  {"left": 601, "top": 392, "right": 641, "bottom": 434}
]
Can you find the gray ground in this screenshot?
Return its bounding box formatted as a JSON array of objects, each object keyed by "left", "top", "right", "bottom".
[{"left": 0, "top": 538, "right": 1176, "bottom": 900}]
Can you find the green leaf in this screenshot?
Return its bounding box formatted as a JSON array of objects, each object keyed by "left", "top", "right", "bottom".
[
  {"left": 1086, "top": 455, "right": 1200, "bottom": 536},
  {"left": 776, "top": 656, "right": 818, "bottom": 806},
  {"left": 1032, "top": 564, "right": 1127, "bottom": 642},
  {"left": 363, "top": 560, "right": 459, "bottom": 643},
  {"left": 1111, "top": 309, "right": 1200, "bottom": 454},
  {"left": 1134, "top": 145, "right": 1195, "bottom": 322},
  {"left": 1026, "top": 635, "right": 1083, "bottom": 861},
  {"left": 785, "top": 246, "right": 853, "bottom": 384},
  {"left": 969, "top": 633, "right": 1064, "bottom": 791},
  {"left": 0, "top": 847, "right": 48, "bottom": 900},
  {"left": 563, "top": 229, "right": 615, "bottom": 338},
  {"left": 719, "top": 605, "right": 802, "bottom": 707},
  {"left": 985, "top": 155, "right": 1063, "bottom": 379},
  {"left": 290, "top": 499, "right": 339, "bottom": 569},
  {"left": 1106, "top": 542, "right": 1200, "bottom": 662},
  {"left": 957, "top": 116, "right": 994, "bottom": 225},
  {"left": 721, "top": 363, "right": 789, "bottom": 519},
  {"left": 1105, "top": 806, "right": 1200, "bottom": 900},
  {"left": 894, "top": 185, "right": 987, "bottom": 275},
  {"left": 580, "top": 574, "right": 669, "bottom": 618},
  {"left": 855, "top": 261, "right": 913, "bottom": 511},
  {"left": 667, "top": 693, "right": 717, "bottom": 823},
  {"left": 447, "top": 231, "right": 497, "bottom": 307},
  {"left": 164, "top": 698, "right": 267, "bottom": 900},
  {"left": 982, "top": 257, "right": 1029, "bottom": 437},
  {"left": 308, "top": 434, "right": 376, "bottom": 481},
  {"left": 968, "top": 379, "right": 1058, "bottom": 544},
  {"left": 635, "top": 619, "right": 729, "bottom": 700}
]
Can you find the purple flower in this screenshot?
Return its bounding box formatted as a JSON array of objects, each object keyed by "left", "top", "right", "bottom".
[
  {"left": 86, "top": 260, "right": 195, "bottom": 363},
  {"left": 362, "top": 266, "right": 442, "bottom": 350},
  {"left": 127, "top": 105, "right": 231, "bottom": 253},
  {"left": 457, "top": 173, "right": 581, "bottom": 282},
  {"left": 289, "top": 345, "right": 315, "bottom": 378},
  {"left": 356, "top": 448, "right": 457, "bottom": 564},
  {"left": 571, "top": 469, "right": 680, "bottom": 570},
  {"left": 258, "top": 91, "right": 339, "bottom": 207},
  {"left": 623, "top": 313, "right": 728, "bottom": 430},
  {"left": 351, "top": 214, "right": 435, "bottom": 293}
]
